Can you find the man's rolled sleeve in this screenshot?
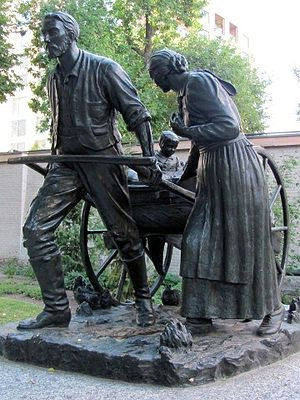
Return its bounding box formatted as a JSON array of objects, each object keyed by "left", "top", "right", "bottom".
[{"left": 102, "top": 62, "right": 151, "bottom": 130}]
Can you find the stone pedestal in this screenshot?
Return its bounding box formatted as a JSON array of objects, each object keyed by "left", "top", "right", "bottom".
[{"left": 0, "top": 304, "right": 300, "bottom": 386}]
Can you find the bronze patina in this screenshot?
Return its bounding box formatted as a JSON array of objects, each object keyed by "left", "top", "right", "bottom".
[
  {"left": 17, "top": 11, "right": 161, "bottom": 330},
  {"left": 149, "top": 48, "right": 285, "bottom": 336}
]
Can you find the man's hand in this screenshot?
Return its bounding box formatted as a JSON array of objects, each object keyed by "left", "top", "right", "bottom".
[
  {"left": 147, "top": 163, "right": 163, "bottom": 185},
  {"left": 134, "top": 163, "right": 162, "bottom": 186}
]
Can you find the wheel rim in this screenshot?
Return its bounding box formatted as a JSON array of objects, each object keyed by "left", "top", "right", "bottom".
[
  {"left": 80, "top": 200, "right": 173, "bottom": 301},
  {"left": 144, "top": 239, "right": 173, "bottom": 297},
  {"left": 255, "top": 146, "right": 290, "bottom": 287}
]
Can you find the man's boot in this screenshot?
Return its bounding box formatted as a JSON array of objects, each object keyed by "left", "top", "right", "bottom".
[
  {"left": 124, "top": 254, "right": 155, "bottom": 327},
  {"left": 17, "top": 254, "right": 71, "bottom": 329}
]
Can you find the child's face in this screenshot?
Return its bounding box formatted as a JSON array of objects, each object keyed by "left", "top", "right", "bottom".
[{"left": 160, "top": 139, "right": 178, "bottom": 157}]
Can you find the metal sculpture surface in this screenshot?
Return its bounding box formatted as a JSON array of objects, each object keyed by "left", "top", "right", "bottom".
[
  {"left": 149, "top": 48, "right": 285, "bottom": 336},
  {"left": 17, "top": 11, "right": 161, "bottom": 330},
  {"left": 155, "top": 131, "right": 185, "bottom": 180}
]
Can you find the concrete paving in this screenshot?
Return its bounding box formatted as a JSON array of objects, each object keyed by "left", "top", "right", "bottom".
[{"left": 1, "top": 351, "right": 300, "bottom": 400}]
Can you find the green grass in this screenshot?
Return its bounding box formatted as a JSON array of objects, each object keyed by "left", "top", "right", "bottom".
[
  {"left": 3, "top": 258, "right": 35, "bottom": 279},
  {"left": 0, "top": 281, "right": 42, "bottom": 300},
  {"left": 282, "top": 293, "right": 296, "bottom": 305},
  {"left": 0, "top": 297, "right": 42, "bottom": 325}
]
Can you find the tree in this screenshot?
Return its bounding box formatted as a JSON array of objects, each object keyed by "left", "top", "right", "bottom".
[
  {"left": 22, "top": 0, "right": 269, "bottom": 139},
  {"left": 176, "top": 34, "right": 269, "bottom": 133},
  {"left": 111, "top": 0, "right": 206, "bottom": 64},
  {"left": 20, "top": 0, "right": 207, "bottom": 139},
  {"left": 19, "top": 0, "right": 120, "bottom": 132},
  {"left": 0, "top": 0, "right": 23, "bottom": 102},
  {"left": 104, "top": 0, "right": 207, "bottom": 140}
]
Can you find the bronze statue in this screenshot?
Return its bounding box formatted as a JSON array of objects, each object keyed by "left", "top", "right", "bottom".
[
  {"left": 149, "top": 48, "right": 285, "bottom": 336},
  {"left": 155, "top": 131, "right": 184, "bottom": 180},
  {"left": 18, "top": 11, "right": 161, "bottom": 330},
  {"left": 128, "top": 130, "right": 184, "bottom": 183}
]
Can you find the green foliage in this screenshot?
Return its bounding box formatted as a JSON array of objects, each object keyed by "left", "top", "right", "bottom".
[
  {"left": 3, "top": 258, "right": 35, "bottom": 279},
  {"left": 281, "top": 293, "right": 295, "bottom": 305},
  {"left": 111, "top": 0, "right": 206, "bottom": 62},
  {"left": 152, "top": 273, "right": 181, "bottom": 305},
  {"left": 100, "top": 258, "right": 134, "bottom": 300},
  {"left": 20, "top": 0, "right": 268, "bottom": 140},
  {"left": 275, "top": 156, "right": 300, "bottom": 273},
  {"left": 19, "top": 0, "right": 116, "bottom": 134},
  {"left": 55, "top": 201, "right": 84, "bottom": 274},
  {"left": 3, "top": 257, "right": 20, "bottom": 276},
  {"left": 64, "top": 270, "right": 88, "bottom": 290},
  {"left": 175, "top": 34, "right": 269, "bottom": 133},
  {"left": 0, "top": 0, "right": 23, "bottom": 102},
  {"left": 55, "top": 201, "right": 110, "bottom": 279},
  {"left": 0, "top": 280, "right": 42, "bottom": 300},
  {"left": 0, "top": 297, "right": 42, "bottom": 325},
  {"left": 163, "top": 273, "right": 181, "bottom": 287},
  {"left": 30, "top": 140, "right": 44, "bottom": 150}
]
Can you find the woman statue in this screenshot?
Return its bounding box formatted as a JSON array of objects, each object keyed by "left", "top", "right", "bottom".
[{"left": 148, "top": 48, "right": 284, "bottom": 335}]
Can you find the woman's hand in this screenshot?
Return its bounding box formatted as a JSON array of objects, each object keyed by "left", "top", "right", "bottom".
[
  {"left": 170, "top": 112, "right": 195, "bottom": 141},
  {"left": 170, "top": 112, "right": 186, "bottom": 136}
]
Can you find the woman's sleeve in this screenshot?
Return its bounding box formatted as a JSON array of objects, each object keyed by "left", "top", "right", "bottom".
[{"left": 182, "top": 73, "right": 240, "bottom": 145}]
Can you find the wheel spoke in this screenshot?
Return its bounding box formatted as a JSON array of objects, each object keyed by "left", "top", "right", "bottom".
[
  {"left": 271, "top": 226, "right": 288, "bottom": 232},
  {"left": 269, "top": 185, "right": 282, "bottom": 210},
  {"left": 95, "top": 249, "right": 118, "bottom": 279},
  {"left": 116, "top": 267, "right": 127, "bottom": 302},
  {"left": 144, "top": 246, "right": 152, "bottom": 260},
  {"left": 87, "top": 229, "right": 106, "bottom": 235}
]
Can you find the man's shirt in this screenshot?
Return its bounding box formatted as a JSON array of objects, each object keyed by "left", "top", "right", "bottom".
[{"left": 47, "top": 50, "right": 151, "bottom": 152}]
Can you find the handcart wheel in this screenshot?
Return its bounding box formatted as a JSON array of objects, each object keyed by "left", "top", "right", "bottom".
[
  {"left": 80, "top": 200, "right": 173, "bottom": 302},
  {"left": 254, "top": 146, "right": 290, "bottom": 287}
]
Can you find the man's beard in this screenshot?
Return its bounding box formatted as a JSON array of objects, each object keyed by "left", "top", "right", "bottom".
[{"left": 46, "top": 36, "right": 72, "bottom": 59}]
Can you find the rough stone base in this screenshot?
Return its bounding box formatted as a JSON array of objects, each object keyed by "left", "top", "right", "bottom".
[{"left": 0, "top": 304, "right": 300, "bottom": 386}]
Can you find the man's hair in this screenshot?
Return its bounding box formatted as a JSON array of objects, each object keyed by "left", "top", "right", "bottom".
[
  {"left": 44, "top": 11, "right": 80, "bottom": 41},
  {"left": 149, "top": 48, "right": 188, "bottom": 75}
]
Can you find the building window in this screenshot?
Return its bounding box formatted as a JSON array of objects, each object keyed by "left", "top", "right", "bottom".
[
  {"left": 12, "top": 97, "right": 27, "bottom": 115},
  {"left": 11, "top": 119, "right": 26, "bottom": 137},
  {"left": 215, "top": 14, "right": 225, "bottom": 35},
  {"left": 229, "top": 23, "right": 238, "bottom": 41}
]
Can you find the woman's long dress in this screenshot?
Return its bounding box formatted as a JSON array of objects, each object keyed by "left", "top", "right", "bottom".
[{"left": 179, "top": 71, "right": 281, "bottom": 320}]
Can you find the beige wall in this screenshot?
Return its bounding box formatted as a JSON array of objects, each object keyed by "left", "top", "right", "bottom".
[{"left": 0, "top": 154, "right": 44, "bottom": 260}]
